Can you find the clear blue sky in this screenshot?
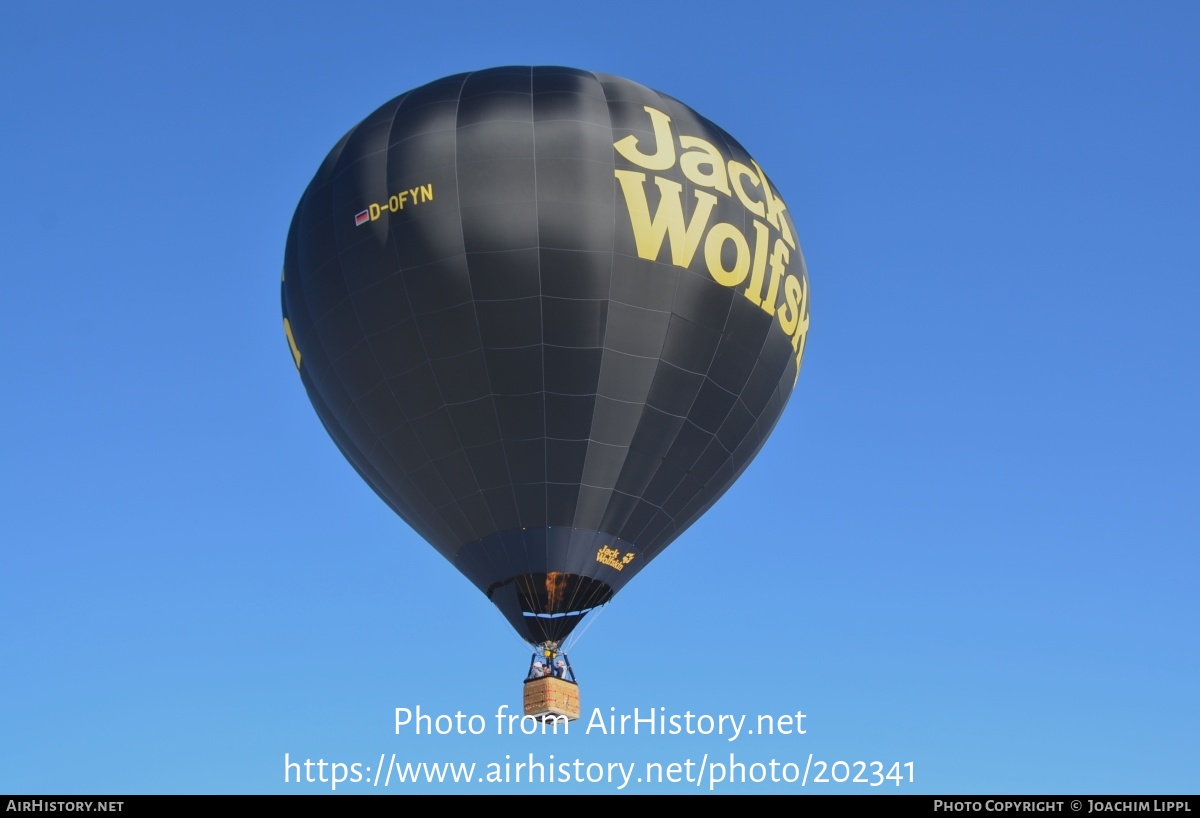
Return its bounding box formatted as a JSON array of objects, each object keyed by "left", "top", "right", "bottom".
[{"left": 2, "top": 1, "right": 1197, "bottom": 794}]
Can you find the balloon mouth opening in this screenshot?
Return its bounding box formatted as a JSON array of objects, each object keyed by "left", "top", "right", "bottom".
[
  {"left": 487, "top": 572, "right": 615, "bottom": 644},
  {"left": 510, "top": 572, "right": 615, "bottom": 616}
]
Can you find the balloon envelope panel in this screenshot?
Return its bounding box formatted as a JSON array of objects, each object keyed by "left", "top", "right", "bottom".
[{"left": 282, "top": 67, "right": 810, "bottom": 645}]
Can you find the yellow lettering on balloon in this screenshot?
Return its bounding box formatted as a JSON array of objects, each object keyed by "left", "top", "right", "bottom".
[
  {"left": 704, "top": 222, "right": 751, "bottom": 288},
  {"left": 611, "top": 106, "right": 809, "bottom": 382},
  {"left": 679, "top": 135, "right": 731, "bottom": 195},
  {"left": 283, "top": 317, "right": 302, "bottom": 369},
  {"left": 729, "top": 160, "right": 765, "bottom": 218},
  {"left": 790, "top": 277, "right": 810, "bottom": 384},
  {"left": 752, "top": 160, "right": 795, "bottom": 249},
  {"left": 778, "top": 274, "right": 803, "bottom": 336},
  {"left": 761, "top": 238, "right": 787, "bottom": 317},
  {"left": 613, "top": 170, "right": 716, "bottom": 268},
  {"left": 613, "top": 106, "right": 677, "bottom": 171},
  {"left": 742, "top": 220, "right": 771, "bottom": 308}
]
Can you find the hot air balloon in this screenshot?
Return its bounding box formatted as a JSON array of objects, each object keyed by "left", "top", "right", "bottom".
[{"left": 282, "top": 67, "right": 809, "bottom": 717}]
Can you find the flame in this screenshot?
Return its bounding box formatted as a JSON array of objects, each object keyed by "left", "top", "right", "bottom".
[{"left": 545, "top": 572, "right": 567, "bottom": 611}]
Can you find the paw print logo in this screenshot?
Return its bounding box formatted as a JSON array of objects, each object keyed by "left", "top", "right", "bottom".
[{"left": 621, "top": 552, "right": 635, "bottom": 565}]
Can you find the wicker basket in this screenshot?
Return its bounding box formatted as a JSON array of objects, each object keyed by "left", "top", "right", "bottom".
[{"left": 523, "top": 676, "right": 580, "bottom": 722}]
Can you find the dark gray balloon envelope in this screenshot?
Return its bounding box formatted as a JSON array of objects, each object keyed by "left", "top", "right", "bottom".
[{"left": 282, "top": 67, "right": 810, "bottom": 646}]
